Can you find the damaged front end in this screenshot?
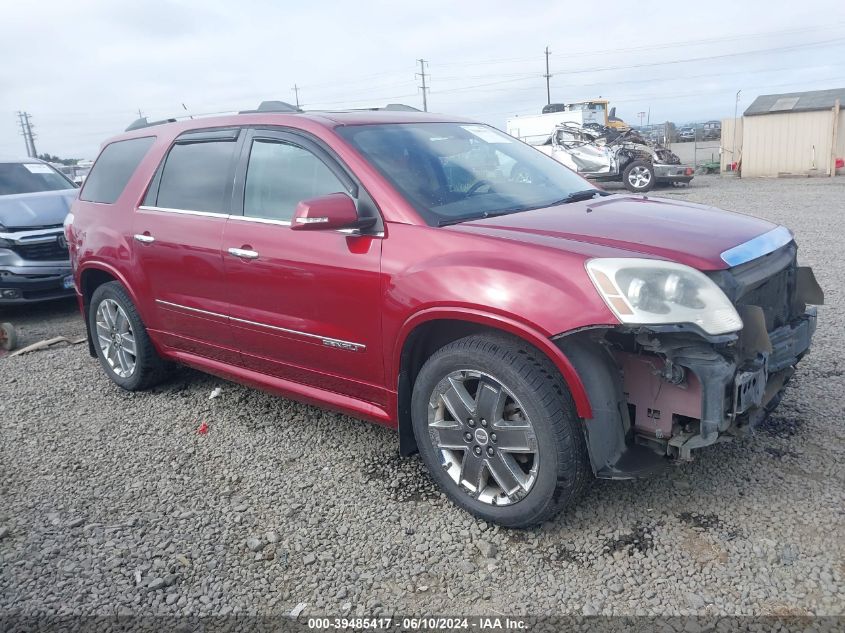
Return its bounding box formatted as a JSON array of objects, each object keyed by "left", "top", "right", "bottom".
[{"left": 557, "top": 238, "right": 823, "bottom": 477}]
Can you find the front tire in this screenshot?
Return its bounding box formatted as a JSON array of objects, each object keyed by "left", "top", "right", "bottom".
[
  {"left": 89, "top": 282, "right": 169, "bottom": 391},
  {"left": 411, "top": 334, "right": 591, "bottom": 527},
  {"left": 622, "top": 159, "right": 655, "bottom": 193}
]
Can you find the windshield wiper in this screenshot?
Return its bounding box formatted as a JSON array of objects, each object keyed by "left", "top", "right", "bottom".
[
  {"left": 437, "top": 190, "right": 609, "bottom": 227},
  {"left": 550, "top": 189, "right": 610, "bottom": 205},
  {"left": 437, "top": 208, "right": 525, "bottom": 227}
]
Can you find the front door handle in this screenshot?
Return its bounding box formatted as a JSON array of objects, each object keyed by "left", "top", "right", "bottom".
[
  {"left": 227, "top": 247, "right": 259, "bottom": 260},
  {"left": 133, "top": 233, "right": 155, "bottom": 244}
]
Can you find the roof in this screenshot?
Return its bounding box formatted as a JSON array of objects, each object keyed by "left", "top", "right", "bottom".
[
  {"left": 127, "top": 108, "right": 466, "bottom": 132},
  {"left": 106, "top": 108, "right": 475, "bottom": 147},
  {"left": 744, "top": 87, "right": 845, "bottom": 116}
]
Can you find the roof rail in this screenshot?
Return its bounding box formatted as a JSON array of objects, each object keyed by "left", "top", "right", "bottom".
[
  {"left": 238, "top": 100, "right": 302, "bottom": 114},
  {"left": 352, "top": 103, "right": 421, "bottom": 112},
  {"left": 125, "top": 117, "right": 178, "bottom": 132}
]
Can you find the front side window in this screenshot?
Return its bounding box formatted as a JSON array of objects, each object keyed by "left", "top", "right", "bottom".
[
  {"left": 337, "top": 122, "right": 592, "bottom": 226},
  {"left": 243, "top": 140, "right": 346, "bottom": 222},
  {"left": 80, "top": 136, "right": 154, "bottom": 204},
  {"left": 155, "top": 140, "right": 237, "bottom": 213}
]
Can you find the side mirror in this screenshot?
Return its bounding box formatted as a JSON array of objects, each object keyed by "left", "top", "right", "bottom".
[{"left": 290, "top": 193, "right": 375, "bottom": 232}]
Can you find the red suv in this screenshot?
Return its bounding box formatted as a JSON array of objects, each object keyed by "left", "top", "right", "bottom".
[{"left": 67, "top": 104, "right": 822, "bottom": 527}]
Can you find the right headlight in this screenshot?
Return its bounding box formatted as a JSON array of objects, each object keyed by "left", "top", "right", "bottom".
[{"left": 585, "top": 258, "right": 743, "bottom": 336}]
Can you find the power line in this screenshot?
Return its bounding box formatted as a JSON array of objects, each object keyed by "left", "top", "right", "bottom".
[
  {"left": 427, "top": 37, "right": 845, "bottom": 99},
  {"left": 297, "top": 66, "right": 412, "bottom": 90},
  {"left": 471, "top": 73, "right": 845, "bottom": 119},
  {"left": 549, "top": 37, "right": 845, "bottom": 77},
  {"left": 429, "top": 22, "right": 845, "bottom": 70},
  {"left": 556, "top": 22, "right": 845, "bottom": 60},
  {"left": 416, "top": 59, "right": 429, "bottom": 112},
  {"left": 26, "top": 27, "right": 845, "bottom": 126},
  {"left": 439, "top": 59, "right": 843, "bottom": 101},
  {"left": 302, "top": 91, "right": 420, "bottom": 108}
]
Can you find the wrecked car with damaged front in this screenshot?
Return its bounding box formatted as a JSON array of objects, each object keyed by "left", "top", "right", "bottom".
[
  {"left": 68, "top": 111, "right": 821, "bottom": 527},
  {"left": 537, "top": 122, "right": 694, "bottom": 193}
]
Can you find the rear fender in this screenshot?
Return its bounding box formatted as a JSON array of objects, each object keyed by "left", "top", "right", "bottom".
[{"left": 77, "top": 261, "right": 144, "bottom": 356}]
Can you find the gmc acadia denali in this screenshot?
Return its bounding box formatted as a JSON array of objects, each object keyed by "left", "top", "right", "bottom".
[{"left": 66, "top": 105, "right": 822, "bottom": 527}]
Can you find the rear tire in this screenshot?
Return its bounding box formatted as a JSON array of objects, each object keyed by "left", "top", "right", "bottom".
[
  {"left": 622, "top": 160, "right": 655, "bottom": 193},
  {"left": 89, "top": 282, "right": 169, "bottom": 391},
  {"left": 411, "top": 334, "right": 591, "bottom": 528}
]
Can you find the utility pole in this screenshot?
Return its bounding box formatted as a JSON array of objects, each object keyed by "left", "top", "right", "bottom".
[
  {"left": 17, "top": 111, "right": 37, "bottom": 158},
  {"left": 416, "top": 59, "right": 429, "bottom": 112},
  {"left": 16, "top": 112, "right": 27, "bottom": 156},
  {"left": 292, "top": 84, "right": 301, "bottom": 109},
  {"left": 137, "top": 108, "right": 144, "bottom": 119},
  {"left": 543, "top": 46, "right": 552, "bottom": 105},
  {"left": 637, "top": 111, "right": 646, "bottom": 127},
  {"left": 732, "top": 89, "right": 742, "bottom": 172}
]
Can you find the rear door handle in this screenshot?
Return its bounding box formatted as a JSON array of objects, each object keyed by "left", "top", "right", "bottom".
[
  {"left": 133, "top": 233, "right": 155, "bottom": 244},
  {"left": 227, "top": 247, "right": 259, "bottom": 260}
]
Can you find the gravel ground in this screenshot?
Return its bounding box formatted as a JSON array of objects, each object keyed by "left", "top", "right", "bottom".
[{"left": 1, "top": 175, "right": 843, "bottom": 620}]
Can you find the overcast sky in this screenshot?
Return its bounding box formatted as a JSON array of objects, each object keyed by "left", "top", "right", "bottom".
[{"left": 1, "top": 0, "right": 843, "bottom": 159}]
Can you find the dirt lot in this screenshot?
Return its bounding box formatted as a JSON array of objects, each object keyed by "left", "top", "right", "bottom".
[{"left": 1, "top": 175, "right": 843, "bottom": 619}]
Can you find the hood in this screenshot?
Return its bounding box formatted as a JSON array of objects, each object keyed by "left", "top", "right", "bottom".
[
  {"left": 449, "top": 194, "right": 779, "bottom": 270},
  {"left": 0, "top": 189, "right": 78, "bottom": 230}
]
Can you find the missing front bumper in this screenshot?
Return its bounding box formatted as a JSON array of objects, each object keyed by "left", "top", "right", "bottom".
[{"left": 619, "top": 307, "right": 817, "bottom": 460}]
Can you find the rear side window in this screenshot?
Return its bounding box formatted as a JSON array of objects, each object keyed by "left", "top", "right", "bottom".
[
  {"left": 155, "top": 141, "right": 237, "bottom": 213},
  {"left": 81, "top": 136, "right": 155, "bottom": 204}
]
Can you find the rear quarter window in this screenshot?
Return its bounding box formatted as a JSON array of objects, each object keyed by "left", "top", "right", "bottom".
[{"left": 80, "top": 136, "right": 155, "bottom": 204}]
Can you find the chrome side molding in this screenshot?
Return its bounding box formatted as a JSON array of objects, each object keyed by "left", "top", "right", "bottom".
[{"left": 154, "top": 299, "right": 366, "bottom": 352}]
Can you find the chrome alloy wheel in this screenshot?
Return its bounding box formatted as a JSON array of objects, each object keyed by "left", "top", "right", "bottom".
[
  {"left": 627, "top": 165, "right": 652, "bottom": 189},
  {"left": 95, "top": 299, "right": 137, "bottom": 378},
  {"left": 427, "top": 370, "right": 539, "bottom": 505}
]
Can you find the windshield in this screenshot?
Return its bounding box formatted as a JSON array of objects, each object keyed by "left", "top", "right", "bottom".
[
  {"left": 0, "top": 162, "right": 76, "bottom": 196},
  {"left": 337, "top": 122, "right": 595, "bottom": 226}
]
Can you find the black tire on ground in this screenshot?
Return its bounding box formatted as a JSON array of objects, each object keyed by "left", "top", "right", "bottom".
[
  {"left": 0, "top": 322, "right": 17, "bottom": 351},
  {"left": 411, "top": 334, "right": 591, "bottom": 528},
  {"left": 88, "top": 281, "right": 170, "bottom": 391},
  {"left": 622, "top": 159, "right": 655, "bottom": 193}
]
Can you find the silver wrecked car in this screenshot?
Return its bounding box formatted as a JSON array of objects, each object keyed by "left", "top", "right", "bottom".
[
  {"left": 534, "top": 123, "right": 694, "bottom": 193},
  {"left": 0, "top": 158, "right": 77, "bottom": 304}
]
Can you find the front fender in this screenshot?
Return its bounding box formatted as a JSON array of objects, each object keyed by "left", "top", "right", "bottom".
[
  {"left": 393, "top": 307, "right": 594, "bottom": 418},
  {"left": 382, "top": 223, "right": 621, "bottom": 420}
]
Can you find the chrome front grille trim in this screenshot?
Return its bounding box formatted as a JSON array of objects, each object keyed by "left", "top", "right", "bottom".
[{"left": 720, "top": 226, "right": 793, "bottom": 267}]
